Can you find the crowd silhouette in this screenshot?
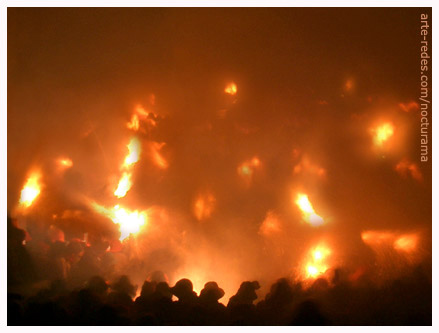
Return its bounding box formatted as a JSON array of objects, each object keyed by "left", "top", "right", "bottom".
[{"left": 8, "top": 216, "right": 432, "bottom": 325}]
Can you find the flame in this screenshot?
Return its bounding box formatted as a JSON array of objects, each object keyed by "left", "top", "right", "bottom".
[
  {"left": 114, "top": 172, "right": 132, "bottom": 198},
  {"left": 123, "top": 137, "right": 141, "bottom": 167},
  {"left": 114, "top": 137, "right": 142, "bottom": 198},
  {"left": 224, "top": 82, "right": 237, "bottom": 95},
  {"left": 127, "top": 105, "right": 158, "bottom": 132},
  {"left": 194, "top": 192, "right": 216, "bottom": 221},
  {"left": 149, "top": 142, "right": 168, "bottom": 169},
  {"left": 394, "top": 234, "right": 419, "bottom": 253},
  {"left": 127, "top": 113, "right": 140, "bottom": 131},
  {"left": 19, "top": 171, "right": 42, "bottom": 208},
  {"left": 371, "top": 122, "right": 394, "bottom": 147},
  {"left": 304, "top": 244, "right": 331, "bottom": 279},
  {"left": 295, "top": 193, "right": 324, "bottom": 226},
  {"left": 92, "top": 203, "right": 148, "bottom": 241}
]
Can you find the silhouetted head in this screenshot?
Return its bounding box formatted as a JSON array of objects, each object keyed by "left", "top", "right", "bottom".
[
  {"left": 171, "top": 278, "right": 196, "bottom": 300},
  {"left": 154, "top": 281, "right": 172, "bottom": 300},
  {"left": 87, "top": 276, "right": 109, "bottom": 296},
  {"left": 291, "top": 299, "right": 329, "bottom": 325},
  {"left": 111, "top": 275, "right": 137, "bottom": 297},
  {"left": 140, "top": 280, "right": 156, "bottom": 298},
  {"left": 236, "top": 281, "right": 260, "bottom": 302},
  {"left": 199, "top": 281, "right": 225, "bottom": 303},
  {"left": 149, "top": 270, "right": 168, "bottom": 283}
]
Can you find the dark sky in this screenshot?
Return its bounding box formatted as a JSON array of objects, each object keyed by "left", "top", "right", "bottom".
[{"left": 7, "top": 8, "right": 432, "bottom": 295}]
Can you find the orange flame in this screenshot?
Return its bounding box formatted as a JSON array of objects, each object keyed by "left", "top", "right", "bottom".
[
  {"left": 295, "top": 193, "right": 324, "bottom": 227},
  {"left": 304, "top": 244, "right": 331, "bottom": 279},
  {"left": 127, "top": 105, "right": 158, "bottom": 132},
  {"left": 19, "top": 171, "right": 42, "bottom": 208},
  {"left": 92, "top": 202, "right": 148, "bottom": 241},
  {"left": 371, "top": 122, "right": 394, "bottom": 147},
  {"left": 224, "top": 82, "right": 237, "bottom": 95},
  {"left": 114, "top": 137, "right": 142, "bottom": 198}
]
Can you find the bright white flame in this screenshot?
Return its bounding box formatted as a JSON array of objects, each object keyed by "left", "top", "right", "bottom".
[
  {"left": 19, "top": 171, "right": 42, "bottom": 208},
  {"left": 295, "top": 193, "right": 324, "bottom": 226},
  {"left": 93, "top": 203, "right": 148, "bottom": 241}
]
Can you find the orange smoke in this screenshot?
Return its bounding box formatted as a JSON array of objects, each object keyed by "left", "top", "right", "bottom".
[
  {"left": 194, "top": 192, "right": 216, "bottom": 221},
  {"left": 237, "top": 157, "right": 260, "bottom": 184},
  {"left": 295, "top": 193, "right": 324, "bottom": 227},
  {"left": 398, "top": 101, "right": 419, "bottom": 113},
  {"left": 293, "top": 156, "right": 326, "bottom": 177},
  {"left": 395, "top": 159, "right": 423, "bottom": 182},
  {"left": 19, "top": 171, "right": 42, "bottom": 209},
  {"left": 149, "top": 142, "right": 168, "bottom": 169},
  {"left": 259, "top": 211, "right": 282, "bottom": 236}
]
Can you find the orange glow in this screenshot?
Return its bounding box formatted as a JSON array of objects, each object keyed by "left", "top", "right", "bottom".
[
  {"left": 395, "top": 159, "right": 423, "bottom": 182},
  {"left": 345, "top": 79, "right": 354, "bottom": 91},
  {"left": 19, "top": 171, "right": 42, "bottom": 208},
  {"left": 361, "top": 230, "right": 394, "bottom": 244},
  {"left": 149, "top": 142, "right": 168, "bottom": 169},
  {"left": 57, "top": 157, "right": 73, "bottom": 169},
  {"left": 92, "top": 203, "right": 148, "bottom": 241},
  {"left": 361, "top": 230, "right": 419, "bottom": 254},
  {"left": 194, "top": 192, "right": 216, "bottom": 221},
  {"left": 394, "top": 234, "right": 419, "bottom": 253},
  {"left": 304, "top": 244, "right": 331, "bottom": 279},
  {"left": 295, "top": 193, "right": 324, "bottom": 227},
  {"left": 371, "top": 122, "right": 394, "bottom": 147},
  {"left": 237, "top": 157, "right": 260, "bottom": 182},
  {"left": 224, "top": 82, "right": 237, "bottom": 95}
]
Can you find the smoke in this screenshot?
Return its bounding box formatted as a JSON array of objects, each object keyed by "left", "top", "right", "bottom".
[{"left": 8, "top": 8, "right": 431, "bottom": 300}]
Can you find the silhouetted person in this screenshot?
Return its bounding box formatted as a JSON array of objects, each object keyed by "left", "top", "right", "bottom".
[
  {"left": 290, "top": 299, "right": 330, "bottom": 325},
  {"left": 228, "top": 281, "right": 260, "bottom": 325},
  {"left": 196, "top": 281, "right": 228, "bottom": 325}
]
